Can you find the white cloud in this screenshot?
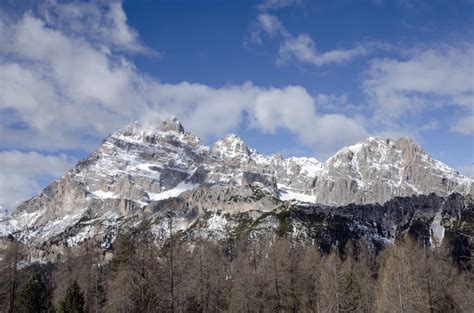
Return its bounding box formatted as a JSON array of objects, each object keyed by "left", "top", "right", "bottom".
[
  {"left": 0, "top": 151, "right": 75, "bottom": 210},
  {"left": 0, "top": 5, "right": 368, "bottom": 153},
  {"left": 39, "top": 0, "right": 148, "bottom": 53},
  {"left": 146, "top": 81, "right": 258, "bottom": 138},
  {"left": 251, "top": 86, "right": 317, "bottom": 137},
  {"left": 258, "top": 0, "right": 303, "bottom": 10},
  {"left": 249, "top": 86, "right": 369, "bottom": 154},
  {"left": 0, "top": 9, "right": 149, "bottom": 151},
  {"left": 363, "top": 44, "right": 474, "bottom": 129},
  {"left": 253, "top": 13, "right": 373, "bottom": 67},
  {"left": 316, "top": 93, "right": 348, "bottom": 106},
  {"left": 419, "top": 120, "right": 438, "bottom": 131},
  {"left": 314, "top": 93, "right": 364, "bottom": 115},
  {"left": 456, "top": 164, "right": 474, "bottom": 178},
  {"left": 278, "top": 33, "right": 371, "bottom": 66},
  {"left": 310, "top": 115, "right": 369, "bottom": 155},
  {"left": 257, "top": 13, "right": 287, "bottom": 37},
  {"left": 147, "top": 82, "right": 369, "bottom": 154},
  {"left": 451, "top": 115, "right": 474, "bottom": 135}
]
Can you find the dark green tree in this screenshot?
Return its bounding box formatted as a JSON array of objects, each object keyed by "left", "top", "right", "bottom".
[
  {"left": 450, "top": 234, "right": 471, "bottom": 271},
  {"left": 17, "top": 273, "right": 54, "bottom": 313},
  {"left": 59, "top": 281, "right": 85, "bottom": 313}
]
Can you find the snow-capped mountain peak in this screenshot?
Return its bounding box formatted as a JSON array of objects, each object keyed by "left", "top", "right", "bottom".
[
  {"left": 286, "top": 157, "right": 323, "bottom": 177},
  {"left": 159, "top": 116, "right": 185, "bottom": 133},
  {"left": 115, "top": 117, "right": 185, "bottom": 140},
  {"left": 1, "top": 118, "right": 472, "bottom": 249},
  {"left": 211, "top": 133, "right": 251, "bottom": 159},
  {"left": 316, "top": 136, "right": 472, "bottom": 205}
]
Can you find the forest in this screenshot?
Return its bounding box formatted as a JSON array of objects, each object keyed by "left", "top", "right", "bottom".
[{"left": 0, "top": 222, "right": 472, "bottom": 313}]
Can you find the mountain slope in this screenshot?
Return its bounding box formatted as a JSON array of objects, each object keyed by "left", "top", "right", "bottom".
[{"left": 0, "top": 118, "right": 472, "bottom": 257}]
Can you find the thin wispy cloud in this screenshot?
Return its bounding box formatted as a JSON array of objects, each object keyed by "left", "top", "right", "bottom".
[
  {"left": 257, "top": 0, "right": 303, "bottom": 10},
  {"left": 251, "top": 10, "right": 378, "bottom": 67},
  {"left": 277, "top": 33, "right": 373, "bottom": 66},
  {"left": 451, "top": 115, "right": 474, "bottom": 136}
]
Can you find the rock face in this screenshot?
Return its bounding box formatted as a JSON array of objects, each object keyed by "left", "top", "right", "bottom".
[
  {"left": 0, "top": 117, "right": 472, "bottom": 258},
  {"left": 314, "top": 137, "right": 472, "bottom": 205}
]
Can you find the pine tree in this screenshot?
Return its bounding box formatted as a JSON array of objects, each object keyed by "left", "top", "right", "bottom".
[
  {"left": 59, "top": 281, "right": 85, "bottom": 313},
  {"left": 16, "top": 273, "right": 54, "bottom": 313}
]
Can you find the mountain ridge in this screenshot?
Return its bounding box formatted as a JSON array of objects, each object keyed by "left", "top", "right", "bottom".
[
  {"left": 4, "top": 117, "right": 473, "bottom": 217},
  {"left": 0, "top": 117, "right": 472, "bottom": 258}
]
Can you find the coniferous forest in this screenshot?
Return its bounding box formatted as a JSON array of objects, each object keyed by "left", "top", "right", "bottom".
[{"left": 0, "top": 223, "right": 472, "bottom": 313}]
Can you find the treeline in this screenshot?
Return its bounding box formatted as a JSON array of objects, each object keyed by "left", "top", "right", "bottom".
[{"left": 1, "top": 226, "right": 472, "bottom": 312}]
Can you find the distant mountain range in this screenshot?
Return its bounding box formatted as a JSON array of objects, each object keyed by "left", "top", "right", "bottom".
[{"left": 1, "top": 118, "right": 472, "bottom": 260}]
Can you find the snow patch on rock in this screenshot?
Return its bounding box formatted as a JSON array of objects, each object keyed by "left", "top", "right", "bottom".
[
  {"left": 148, "top": 181, "right": 199, "bottom": 201},
  {"left": 278, "top": 185, "right": 315, "bottom": 203},
  {"left": 430, "top": 210, "right": 445, "bottom": 247}
]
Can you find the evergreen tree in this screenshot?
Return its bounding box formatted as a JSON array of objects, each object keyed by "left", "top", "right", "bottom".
[
  {"left": 449, "top": 233, "right": 471, "bottom": 271},
  {"left": 17, "top": 273, "right": 54, "bottom": 313},
  {"left": 59, "top": 281, "right": 85, "bottom": 313}
]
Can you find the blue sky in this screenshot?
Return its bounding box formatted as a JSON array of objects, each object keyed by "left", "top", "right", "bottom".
[{"left": 0, "top": 0, "right": 473, "bottom": 209}]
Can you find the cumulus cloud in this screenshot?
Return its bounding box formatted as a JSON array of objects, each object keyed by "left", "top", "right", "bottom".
[
  {"left": 39, "top": 0, "right": 149, "bottom": 53},
  {"left": 0, "top": 151, "right": 75, "bottom": 210},
  {"left": 363, "top": 44, "right": 474, "bottom": 131},
  {"left": 0, "top": 3, "right": 367, "bottom": 151},
  {"left": 145, "top": 82, "right": 258, "bottom": 138},
  {"left": 147, "top": 83, "right": 369, "bottom": 153},
  {"left": 249, "top": 86, "right": 368, "bottom": 153},
  {"left": 0, "top": 9, "right": 147, "bottom": 151},
  {"left": 253, "top": 13, "right": 374, "bottom": 67}
]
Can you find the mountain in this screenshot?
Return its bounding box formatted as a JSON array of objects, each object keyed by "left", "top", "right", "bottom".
[
  {"left": 0, "top": 118, "right": 472, "bottom": 259},
  {"left": 314, "top": 137, "right": 472, "bottom": 205}
]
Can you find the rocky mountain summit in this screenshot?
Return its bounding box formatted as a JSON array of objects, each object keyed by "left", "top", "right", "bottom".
[
  {"left": 0, "top": 118, "right": 472, "bottom": 258},
  {"left": 314, "top": 136, "right": 472, "bottom": 205}
]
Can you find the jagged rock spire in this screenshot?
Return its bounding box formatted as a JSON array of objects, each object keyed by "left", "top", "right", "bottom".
[{"left": 159, "top": 117, "right": 185, "bottom": 133}]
